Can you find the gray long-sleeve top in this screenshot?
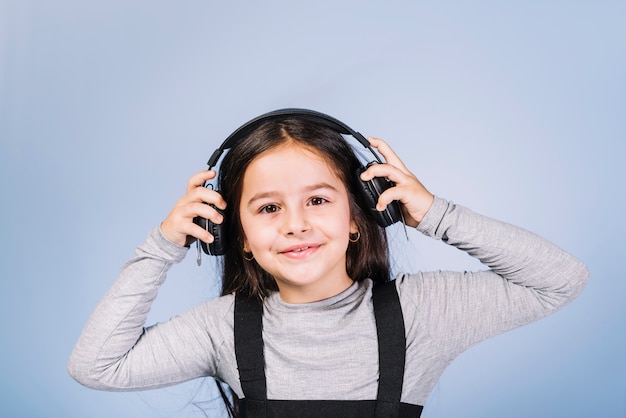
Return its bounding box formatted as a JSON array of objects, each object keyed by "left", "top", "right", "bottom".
[{"left": 68, "top": 198, "right": 589, "bottom": 406}]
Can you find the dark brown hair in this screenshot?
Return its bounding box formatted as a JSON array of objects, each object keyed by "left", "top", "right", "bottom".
[{"left": 217, "top": 117, "right": 391, "bottom": 299}]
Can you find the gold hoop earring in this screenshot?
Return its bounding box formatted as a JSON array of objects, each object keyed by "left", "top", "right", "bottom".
[
  {"left": 349, "top": 231, "right": 361, "bottom": 243},
  {"left": 243, "top": 251, "right": 254, "bottom": 261}
]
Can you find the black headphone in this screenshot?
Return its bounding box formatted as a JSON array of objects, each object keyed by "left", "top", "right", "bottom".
[{"left": 194, "top": 108, "right": 402, "bottom": 256}]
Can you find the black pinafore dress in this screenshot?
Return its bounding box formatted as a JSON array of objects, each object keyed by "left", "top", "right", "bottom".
[{"left": 234, "top": 280, "right": 423, "bottom": 417}]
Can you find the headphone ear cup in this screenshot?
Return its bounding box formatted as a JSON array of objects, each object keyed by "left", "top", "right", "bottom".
[
  {"left": 357, "top": 164, "right": 403, "bottom": 227},
  {"left": 193, "top": 204, "right": 227, "bottom": 256}
]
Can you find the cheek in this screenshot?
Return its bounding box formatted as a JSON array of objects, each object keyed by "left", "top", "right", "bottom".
[
  {"left": 240, "top": 219, "right": 271, "bottom": 251},
  {"left": 239, "top": 216, "right": 253, "bottom": 250},
  {"left": 320, "top": 211, "right": 353, "bottom": 243}
]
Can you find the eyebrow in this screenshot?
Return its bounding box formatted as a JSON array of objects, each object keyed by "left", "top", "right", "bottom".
[{"left": 246, "top": 182, "right": 340, "bottom": 207}]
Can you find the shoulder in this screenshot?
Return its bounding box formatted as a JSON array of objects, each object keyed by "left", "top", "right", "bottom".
[{"left": 190, "top": 292, "right": 237, "bottom": 332}]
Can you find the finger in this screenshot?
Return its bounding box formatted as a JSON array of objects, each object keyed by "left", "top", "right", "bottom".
[
  {"left": 374, "top": 186, "right": 406, "bottom": 212},
  {"left": 187, "top": 201, "right": 227, "bottom": 244},
  {"left": 374, "top": 186, "right": 419, "bottom": 228},
  {"left": 189, "top": 201, "right": 225, "bottom": 225},
  {"left": 189, "top": 223, "right": 215, "bottom": 244},
  {"left": 186, "top": 170, "right": 217, "bottom": 193},
  {"left": 187, "top": 186, "right": 227, "bottom": 210},
  {"left": 376, "top": 182, "right": 434, "bottom": 226},
  {"left": 359, "top": 161, "right": 408, "bottom": 185},
  {"left": 175, "top": 219, "right": 216, "bottom": 245},
  {"left": 367, "top": 137, "right": 410, "bottom": 174}
]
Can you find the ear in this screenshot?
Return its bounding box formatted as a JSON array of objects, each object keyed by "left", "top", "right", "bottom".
[{"left": 350, "top": 220, "right": 359, "bottom": 235}]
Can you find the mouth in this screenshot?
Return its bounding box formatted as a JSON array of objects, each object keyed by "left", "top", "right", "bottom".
[{"left": 280, "top": 244, "right": 320, "bottom": 258}]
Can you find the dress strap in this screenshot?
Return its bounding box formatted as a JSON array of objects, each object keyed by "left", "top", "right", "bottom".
[
  {"left": 372, "top": 279, "right": 407, "bottom": 417},
  {"left": 234, "top": 294, "right": 267, "bottom": 406}
]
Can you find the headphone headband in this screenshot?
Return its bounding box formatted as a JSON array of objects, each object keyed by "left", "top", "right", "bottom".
[{"left": 207, "top": 108, "right": 376, "bottom": 168}]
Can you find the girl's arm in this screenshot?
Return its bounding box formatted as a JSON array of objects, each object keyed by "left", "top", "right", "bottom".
[
  {"left": 405, "top": 197, "right": 589, "bottom": 360},
  {"left": 361, "top": 137, "right": 588, "bottom": 358},
  {"left": 67, "top": 227, "right": 232, "bottom": 391},
  {"left": 68, "top": 171, "right": 231, "bottom": 391}
]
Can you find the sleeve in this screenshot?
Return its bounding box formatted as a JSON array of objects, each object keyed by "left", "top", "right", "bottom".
[
  {"left": 67, "top": 227, "right": 233, "bottom": 391},
  {"left": 398, "top": 197, "right": 589, "bottom": 361}
]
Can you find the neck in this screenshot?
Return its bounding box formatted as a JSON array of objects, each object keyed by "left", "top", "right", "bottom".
[{"left": 277, "top": 277, "right": 354, "bottom": 304}]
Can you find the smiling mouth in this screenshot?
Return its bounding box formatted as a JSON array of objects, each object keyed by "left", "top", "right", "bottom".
[{"left": 280, "top": 244, "right": 319, "bottom": 256}]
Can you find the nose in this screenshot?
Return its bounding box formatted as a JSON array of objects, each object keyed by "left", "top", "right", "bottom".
[{"left": 282, "top": 206, "right": 311, "bottom": 236}]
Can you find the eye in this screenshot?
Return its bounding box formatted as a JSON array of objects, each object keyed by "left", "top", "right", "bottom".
[
  {"left": 309, "top": 197, "right": 328, "bottom": 206},
  {"left": 259, "top": 204, "right": 279, "bottom": 214}
]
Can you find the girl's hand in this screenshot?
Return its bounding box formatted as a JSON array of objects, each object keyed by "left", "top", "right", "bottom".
[
  {"left": 360, "top": 137, "right": 434, "bottom": 228},
  {"left": 160, "top": 170, "right": 227, "bottom": 247}
]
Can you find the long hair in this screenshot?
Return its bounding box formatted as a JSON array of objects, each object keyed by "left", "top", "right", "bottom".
[
  {"left": 214, "top": 117, "right": 391, "bottom": 417},
  {"left": 217, "top": 117, "right": 391, "bottom": 299}
]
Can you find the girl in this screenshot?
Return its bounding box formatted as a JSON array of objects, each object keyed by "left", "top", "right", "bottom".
[{"left": 68, "top": 109, "right": 589, "bottom": 417}]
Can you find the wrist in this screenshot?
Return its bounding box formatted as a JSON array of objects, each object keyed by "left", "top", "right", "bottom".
[{"left": 159, "top": 222, "right": 188, "bottom": 248}]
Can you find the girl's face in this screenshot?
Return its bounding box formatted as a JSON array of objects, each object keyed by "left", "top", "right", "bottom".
[{"left": 239, "top": 142, "right": 358, "bottom": 303}]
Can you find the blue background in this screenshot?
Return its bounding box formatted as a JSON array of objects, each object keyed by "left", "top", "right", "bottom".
[{"left": 1, "top": 1, "right": 624, "bottom": 417}]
